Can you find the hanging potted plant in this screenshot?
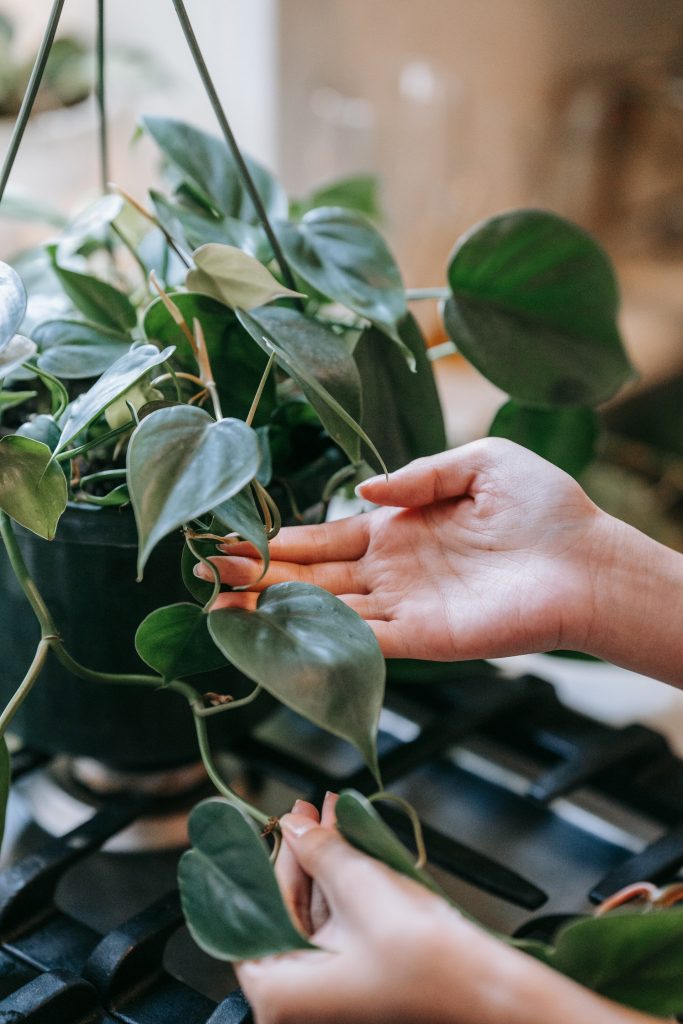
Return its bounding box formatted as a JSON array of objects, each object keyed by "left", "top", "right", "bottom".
[{"left": 4, "top": 2, "right": 682, "bottom": 1019}]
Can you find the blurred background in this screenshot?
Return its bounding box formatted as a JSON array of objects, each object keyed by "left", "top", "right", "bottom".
[{"left": 1, "top": 0, "right": 682, "bottom": 546}]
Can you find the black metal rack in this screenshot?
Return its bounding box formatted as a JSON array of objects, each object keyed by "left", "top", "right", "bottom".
[{"left": 2, "top": 667, "right": 683, "bottom": 1022}]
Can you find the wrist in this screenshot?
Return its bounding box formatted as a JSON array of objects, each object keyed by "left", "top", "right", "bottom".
[{"left": 577, "top": 509, "right": 683, "bottom": 685}]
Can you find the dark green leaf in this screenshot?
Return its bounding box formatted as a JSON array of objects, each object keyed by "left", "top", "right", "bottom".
[
  {"left": 292, "top": 175, "right": 381, "bottom": 221},
  {"left": 127, "top": 405, "right": 261, "bottom": 576},
  {"left": 0, "top": 390, "right": 36, "bottom": 416},
  {"left": 34, "top": 319, "right": 131, "bottom": 378},
  {"left": 489, "top": 402, "right": 599, "bottom": 478},
  {"left": 143, "top": 293, "right": 275, "bottom": 424},
  {"left": 354, "top": 314, "right": 445, "bottom": 473},
  {"left": 49, "top": 249, "right": 137, "bottom": 333},
  {"left": 0, "top": 335, "right": 37, "bottom": 380},
  {"left": 27, "top": 363, "right": 69, "bottom": 419},
  {"left": 212, "top": 487, "right": 269, "bottom": 578},
  {"left": 546, "top": 910, "right": 683, "bottom": 1016},
  {"left": 275, "top": 208, "right": 410, "bottom": 360},
  {"left": 135, "top": 602, "right": 226, "bottom": 681},
  {"left": 0, "top": 435, "right": 67, "bottom": 539},
  {"left": 181, "top": 533, "right": 219, "bottom": 604},
  {"left": 178, "top": 798, "right": 313, "bottom": 961},
  {"left": 0, "top": 261, "right": 26, "bottom": 350},
  {"left": 0, "top": 737, "right": 10, "bottom": 847},
  {"left": 238, "top": 306, "right": 376, "bottom": 466},
  {"left": 16, "top": 414, "right": 61, "bottom": 451},
  {"left": 209, "top": 582, "right": 385, "bottom": 780},
  {"left": 187, "top": 243, "right": 304, "bottom": 310},
  {"left": 55, "top": 344, "right": 174, "bottom": 454},
  {"left": 142, "top": 117, "right": 287, "bottom": 224},
  {"left": 443, "top": 210, "right": 635, "bottom": 407},
  {"left": 336, "top": 790, "right": 444, "bottom": 897},
  {"left": 150, "top": 190, "right": 268, "bottom": 259},
  {"left": 79, "top": 483, "right": 130, "bottom": 507}
]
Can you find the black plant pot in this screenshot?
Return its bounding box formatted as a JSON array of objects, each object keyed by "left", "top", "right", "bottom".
[{"left": 0, "top": 504, "right": 273, "bottom": 769}]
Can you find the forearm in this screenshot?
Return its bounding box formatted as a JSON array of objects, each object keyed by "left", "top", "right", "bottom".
[{"left": 579, "top": 512, "right": 683, "bottom": 686}]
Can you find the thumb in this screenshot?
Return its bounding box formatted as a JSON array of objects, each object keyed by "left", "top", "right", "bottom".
[
  {"left": 280, "top": 814, "right": 377, "bottom": 909},
  {"left": 357, "top": 444, "right": 489, "bottom": 508}
]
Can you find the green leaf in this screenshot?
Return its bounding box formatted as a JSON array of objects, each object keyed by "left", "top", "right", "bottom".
[
  {"left": 80, "top": 484, "right": 129, "bottom": 507},
  {"left": 0, "top": 737, "right": 10, "bottom": 847},
  {"left": 0, "top": 262, "right": 26, "bottom": 350},
  {"left": 142, "top": 116, "right": 288, "bottom": 224},
  {"left": 0, "top": 390, "right": 37, "bottom": 416},
  {"left": 0, "top": 335, "right": 37, "bottom": 380},
  {"left": 143, "top": 293, "right": 275, "bottom": 424},
  {"left": 336, "top": 790, "right": 444, "bottom": 897},
  {"left": 238, "top": 306, "right": 379, "bottom": 467},
  {"left": 55, "top": 344, "right": 174, "bottom": 454},
  {"left": 209, "top": 582, "right": 385, "bottom": 780},
  {"left": 27, "top": 364, "right": 69, "bottom": 419},
  {"left": 127, "top": 405, "right": 261, "bottom": 577},
  {"left": 16, "top": 414, "right": 61, "bottom": 452},
  {"left": 187, "top": 243, "right": 305, "bottom": 310},
  {"left": 545, "top": 910, "right": 683, "bottom": 1016},
  {"left": 150, "top": 190, "right": 268, "bottom": 259},
  {"left": 181, "top": 533, "right": 218, "bottom": 604},
  {"left": 275, "top": 208, "right": 410, "bottom": 360},
  {"left": 179, "top": 798, "right": 313, "bottom": 961},
  {"left": 135, "top": 602, "right": 227, "bottom": 682},
  {"left": 0, "top": 435, "right": 67, "bottom": 539},
  {"left": 489, "top": 401, "right": 599, "bottom": 478},
  {"left": 57, "top": 194, "right": 124, "bottom": 260},
  {"left": 354, "top": 314, "right": 446, "bottom": 473},
  {"left": 48, "top": 249, "right": 137, "bottom": 333},
  {"left": 34, "top": 319, "right": 131, "bottom": 379},
  {"left": 443, "top": 210, "right": 635, "bottom": 407},
  {"left": 292, "top": 175, "right": 381, "bottom": 221},
  {"left": 212, "top": 487, "right": 269, "bottom": 578}
]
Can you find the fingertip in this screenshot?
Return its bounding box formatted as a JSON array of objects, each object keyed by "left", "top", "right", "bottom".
[{"left": 281, "top": 813, "right": 319, "bottom": 840}]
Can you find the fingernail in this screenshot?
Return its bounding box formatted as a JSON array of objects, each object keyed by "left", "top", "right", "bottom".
[
  {"left": 355, "top": 476, "right": 381, "bottom": 496},
  {"left": 193, "top": 564, "right": 209, "bottom": 579},
  {"left": 282, "top": 814, "right": 317, "bottom": 839},
  {"left": 292, "top": 799, "right": 307, "bottom": 813}
]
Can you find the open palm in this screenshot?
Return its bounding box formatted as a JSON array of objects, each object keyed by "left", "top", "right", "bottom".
[{"left": 205, "top": 439, "right": 601, "bottom": 661}]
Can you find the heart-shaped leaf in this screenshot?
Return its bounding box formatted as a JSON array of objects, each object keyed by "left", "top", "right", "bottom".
[
  {"left": 0, "top": 435, "right": 67, "bottom": 539},
  {"left": 443, "top": 210, "right": 635, "bottom": 407},
  {"left": 142, "top": 117, "right": 288, "bottom": 224},
  {"left": 178, "top": 798, "right": 313, "bottom": 961},
  {"left": 150, "top": 191, "right": 268, "bottom": 260},
  {"left": 336, "top": 790, "right": 444, "bottom": 898},
  {"left": 16, "top": 414, "right": 61, "bottom": 451},
  {"left": 34, "top": 319, "right": 131, "bottom": 379},
  {"left": 143, "top": 293, "right": 275, "bottom": 424},
  {"left": 55, "top": 344, "right": 174, "bottom": 454},
  {"left": 212, "top": 486, "right": 269, "bottom": 579},
  {"left": 489, "top": 401, "right": 599, "bottom": 478},
  {"left": 209, "top": 582, "right": 385, "bottom": 780},
  {"left": 354, "top": 315, "right": 446, "bottom": 473},
  {"left": 49, "top": 248, "right": 137, "bottom": 333},
  {"left": 127, "top": 405, "right": 260, "bottom": 576},
  {"left": 238, "top": 306, "right": 382, "bottom": 467},
  {"left": 275, "top": 208, "right": 411, "bottom": 361},
  {"left": 0, "top": 262, "right": 26, "bottom": 351},
  {"left": 0, "top": 335, "right": 37, "bottom": 380},
  {"left": 187, "top": 243, "right": 305, "bottom": 310},
  {"left": 544, "top": 909, "right": 683, "bottom": 1016},
  {"left": 135, "top": 602, "right": 227, "bottom": 682}
]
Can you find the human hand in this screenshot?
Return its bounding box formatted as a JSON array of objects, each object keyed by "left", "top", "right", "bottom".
[
  {"left": 236, "top": 794, "right": 656, "bottom": 1024},
  {"left": 199, "top": 439, "right": 605, "bottom": 660}
]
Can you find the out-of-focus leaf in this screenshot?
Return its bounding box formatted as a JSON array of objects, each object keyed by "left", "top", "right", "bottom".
[
  {"left": 49, "top": 247, "right": 137, "bottom": 333},
  {"left": 34, "top": 319, "right": 131, "bottom": 379},
  {"left": 489, "top": 401, "right": 599, "bottom": 478},
  {"left": 0, "top": 262, "right": 26, "bottom": 350},
  {"left": 150, "top": 190, "right": 268, "bottom": 259},
  {"left": 0, "top": 335, "right": 37, "bottom": 380}
]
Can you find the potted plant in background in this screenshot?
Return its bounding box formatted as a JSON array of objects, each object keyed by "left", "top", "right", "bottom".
[{"left": 1, "top": 1, "right": 682, "bottom": 1018}]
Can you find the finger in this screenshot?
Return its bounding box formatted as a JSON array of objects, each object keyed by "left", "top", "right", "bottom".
[
  {"left": 276, "top": 800, "right": 318, "bottom": 934},
  {"left": 320, "top": 791, "right": 338, "bottom": 828},
  {"left": 357, "top": 440, "right": 496, "bottom": 507},
  {"left": 280, "top": 814, "right": 378, "bottom": 912},
  {"left": 310, "top": 792, "right": 338, "bottom": 930},
  {"left": 211, "top": 591, "right": 259, "bottom": 611},
  {"left": 337, "top": 594, "right": 391, "bottom": 621},
  {"left": 196, "top": 556, "right": 367, "bottom": 595},
  {"left": 223, "top": 518, "right": 370, "bottom": 565}
]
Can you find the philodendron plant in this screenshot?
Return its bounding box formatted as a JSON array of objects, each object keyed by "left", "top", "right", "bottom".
[{"left": 1, "top": 115, "right": 681, "bottom": 1017}]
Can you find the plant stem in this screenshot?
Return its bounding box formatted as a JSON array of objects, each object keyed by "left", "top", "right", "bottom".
[
  {"left": 185, "top": 532, "right": 221, "bottom": 612},
  {"left": 111, "top": 184, "right": 192, "bottom": 268},
  {"left": 192, "top": 685, "right": 263, "bottom": 718},
  {"left": 0, "top": 0, "right": 67, "bottom": 204},
  {"left": 369, "top": 791, "right": 428, "bottom": 870},
  {"left": 0, "top": 513, "right": 59, "bottom": 637},
  {"left": 246, "top": 350, "right": 276, "bottom": 428},
  {"left": 427, "top": 340, "right": 458, "bottom": 362},
  {"left": 79, "top": 468, "right": 128, "bottom": 486},
  {"left": 95, "top": 0, "right": 110, "bottom": 195},
  {"left": 170, "top": 0, "right": 301, "bottom": 301},
  {"left": 192, "top": 318, "right": 222, "bottom": 420},
  {"left": 405, "top": 287, "right": 450, "bottom": 301},
  {"left": 149, "top": 272, "right": 197, "bottom": 352},
  {"left": 55, "top": 422, "right": 132, "bottom": 462},
  {"left": 0, "top": 639, "right": 50, "bottom": 737},
  {"left": 112, "top": 223, "right": 149, "bottom": 283}
]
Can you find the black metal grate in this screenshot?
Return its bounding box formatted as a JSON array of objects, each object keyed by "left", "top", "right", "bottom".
[{"left": 2, "top": 667, "right": 683, "bottom": 1022}]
